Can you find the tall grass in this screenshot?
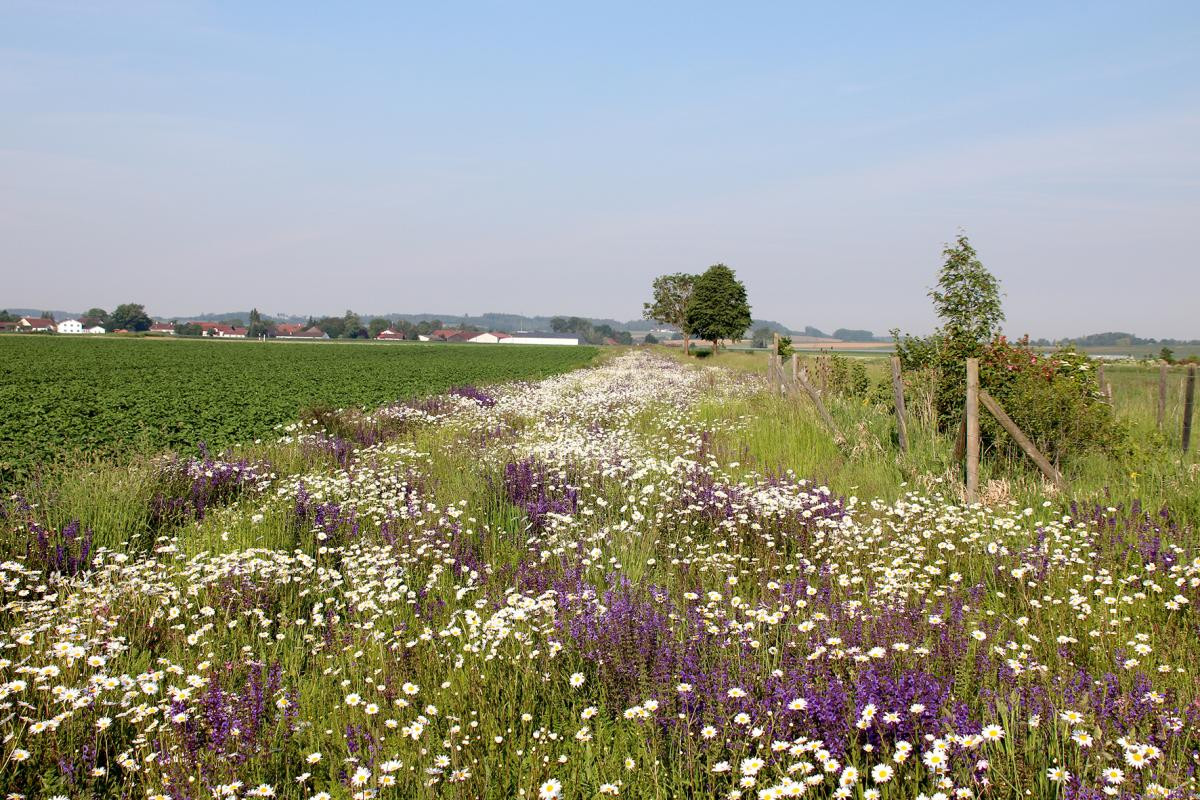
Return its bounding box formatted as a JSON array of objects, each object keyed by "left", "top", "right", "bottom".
[{"left": 0, "top": 350, "right": 1196, "bottom": 799}]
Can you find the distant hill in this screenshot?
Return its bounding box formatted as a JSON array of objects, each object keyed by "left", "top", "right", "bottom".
[
  {"left": 3, "top": 308, "right": 82, "bottom": 321},
  {"left": 832, "top": 328, "right": 882, "bottom": 342}
]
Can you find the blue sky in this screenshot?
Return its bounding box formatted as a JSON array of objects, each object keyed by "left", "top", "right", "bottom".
[{"left": 2, "top": 1, "right": 1197, "bottom": 336}]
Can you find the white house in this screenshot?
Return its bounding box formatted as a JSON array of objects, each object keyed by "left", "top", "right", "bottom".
[
  {"left": 467, "top": 332, "right": 511, "bottom": 344},
  {"left": 56, "top": 319, "right": 84, "bottom": 334},
  {"left": 499, "top": 332, "right": 579, "bottom": 346},
  {"left": 86, "top": 325, "right": 107, "bottom": 334}
]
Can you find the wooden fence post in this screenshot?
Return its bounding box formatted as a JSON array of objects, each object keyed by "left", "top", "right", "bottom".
[
  {"left": 979, "top": 390, "right": 1065, "bottom": 490},
  {"left": 1184, "top": 365, "right": 1196, "bottom": 454},
  {"left": 791, "top": 353, "right": 798, "bottom": 383},
  {"left": 890, "top": 356, "right": 909, "bottom": 453},
  {"left": 1157, "top": 363, "right": 1168, "bottom": 431},
  {"left": 792, "top": 367, "right": 843, "bottom": 442},
  {"left": 966, "top": 358, "right": 980, "bottom": 504}
]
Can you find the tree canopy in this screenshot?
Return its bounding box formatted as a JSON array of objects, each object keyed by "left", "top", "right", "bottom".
[
  {"left": 751, "top": 326, "right": 775, "bottom": 349},
  {"left": 109, "top": 303, "right": 152, "bottom": 332},
  {"left": 684, "top": 264, "right": 751, "bottom": 353},
  {"left": 929, "top": 233, "right": 1004, "bottom": 347},
  {"left": 368, "top": 318, "right": 391, "bottom": 338},
  {"left": 246, "top": 308, "right": 271, "bottom": 338},
  {"left": 551, "top": 316, "right": 632, "bottom": 345},
  {"left": 643, "top": 273, "right": 697, "bottom": 354}
]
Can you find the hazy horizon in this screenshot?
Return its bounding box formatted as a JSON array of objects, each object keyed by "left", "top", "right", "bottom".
[{"left": 3, "top": 2, "right": 1198, "bottom": 338}]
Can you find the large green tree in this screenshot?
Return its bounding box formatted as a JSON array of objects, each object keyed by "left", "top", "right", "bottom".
[
  {"left": 643, "top": 273, "right": 697, "bottom": 355},
  {"left": 341, "top": 310, "right": 365, "bottom": 339},
  {"left": 246, "top": 308, "right": 272, "bottom": 339},
  {"left": 684, "top": 264, "right": 751, "bottom": 354},
  {"left": 109, "top": 303, "right": 152, "bottom": 332},
  {"left": 929, "top": 233, "right": 1004, "bottom": 348},
  {"left": 893, "top": 232, "right": 1005, "bottom": 431},
  {"left": 368, "top": 317, "right": 391, "bottom": 338},
  {"left": 84, "top": 307, "right": 109, "bottom": 325}
]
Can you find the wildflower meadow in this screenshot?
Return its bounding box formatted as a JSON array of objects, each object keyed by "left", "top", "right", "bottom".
[{"left": 2, "top": 352, "right": 1197, "bottom": 799}]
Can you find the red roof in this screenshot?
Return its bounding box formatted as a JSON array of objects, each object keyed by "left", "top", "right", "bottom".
[
  {"left": 430, "top": 329, "right": 473, "bottom": 341},
  {"left": 376, "top": 330, "right": 406, "bottom": 340},
  {"left": 274, "top": 323, "right": 305, "bottom": 335},
  {"left": 20, "top": 317, "right": 55, "bottom": 328}
]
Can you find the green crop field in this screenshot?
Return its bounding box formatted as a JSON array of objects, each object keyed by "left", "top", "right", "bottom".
[{"left": 0, "top": 336, "right": 597, "bottom": 483}]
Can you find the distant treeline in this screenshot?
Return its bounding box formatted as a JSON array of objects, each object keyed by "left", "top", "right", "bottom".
[{"left": 1030, "top": 332, "right": 1200, "bottom": 347}]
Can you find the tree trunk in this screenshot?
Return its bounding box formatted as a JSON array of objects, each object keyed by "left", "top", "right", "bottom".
[{"left": 683, "top": 333, "right": 690, "bottom": 355}]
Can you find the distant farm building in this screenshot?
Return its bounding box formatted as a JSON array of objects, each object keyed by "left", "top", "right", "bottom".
[
  {"left": 276, "top": 325, "right": 329, "bottom": 339},
  {"left": 417, "top": 329, "right": 473, "bottom": 342},
  {"left": 54, "top": 319, "right": 106, "bottom": 334},
  {"left": 467, "top": 332, "right": 511, "bottom": 344},
  {"left": 195, "top": 323, "right": 247, "bottom": 338},
  {"left": 500, "top": 332, "right": 579, "bottom": 346},
  {"left": 149, "top": 323, "right": 176, "bottom": 334},
  {"left": 18, "top": 317, "right": 56, "bottom": 332},
  {"left": 375, "top": 329, "right": 406, "bottom": 340}
]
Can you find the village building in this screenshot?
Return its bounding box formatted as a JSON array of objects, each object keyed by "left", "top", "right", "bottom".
[
  {"left": 276, "top": 326, "right": 329, "bottom": 339},
  {"left": 426, "top": 328, "right": 473, "bottom": 342},
  {"left": 148, "top": 323, "right": 176, "bottom": 334},
  {"left": 17, "top": 317, "right": 56, "bottom": 332},
  {"left": 56, "top": 319, "right": 85, "bottom": 334},
  {"left": 194, "top": 322, "right": 247, "bottom": 338},
  {"left": 467, "top": 331, "right": 511, "bottom": 344},
  {"left": 500, "top": 331, "right": 580, "bottom": 346}
]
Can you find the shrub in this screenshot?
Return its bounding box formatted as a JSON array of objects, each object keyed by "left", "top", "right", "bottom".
[
  {"left": 977, "top": 338, "right": 1126, "bottom": 464},
  {"left": 816, "top": 353, "right": 871, "bottom": 401},
  {"left": 895, "top": 331, "right": 1126, "bottom": 467}
]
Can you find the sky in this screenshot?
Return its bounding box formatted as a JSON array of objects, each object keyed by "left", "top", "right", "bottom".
[{"left": 2, "top": 2, "right": 1198, "bottom": 338}]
